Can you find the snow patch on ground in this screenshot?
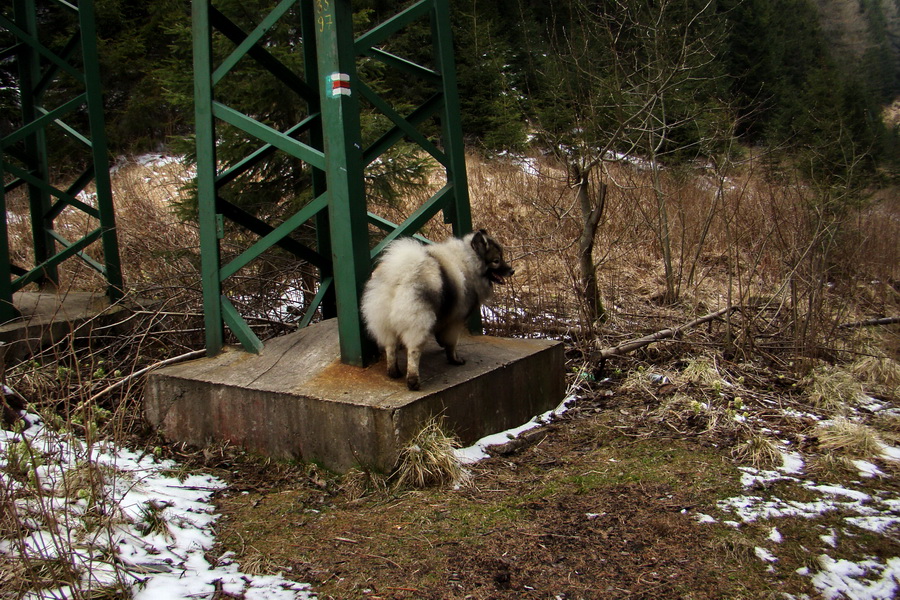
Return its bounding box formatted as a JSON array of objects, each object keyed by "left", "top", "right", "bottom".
[
  {"left": 455, "top": 395, "right": 573, "bottom": 463},
  {"left": 712, "top": 456, "right": 900, "bottom": 599},
  {"left": 0, "top": 413, "right": 314, "bottom": 600},
  {"left": 780, "top": 451, "right": 805, "bottom": 474},
  {"left": 811, "top": 555, "right": 900, "bottom": 600}
]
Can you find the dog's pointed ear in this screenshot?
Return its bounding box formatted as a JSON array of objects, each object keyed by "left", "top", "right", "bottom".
[{"left": 471, "top": 229, "right": 488, "bottom": 256}]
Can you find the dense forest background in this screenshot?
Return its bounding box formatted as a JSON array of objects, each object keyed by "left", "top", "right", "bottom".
[{"left": 2, "top": 0, "right": 898, "bottom": 190}]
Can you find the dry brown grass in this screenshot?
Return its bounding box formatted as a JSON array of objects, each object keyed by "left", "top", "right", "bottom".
[
  {"left": 732, "top": 434, "right": 783, "bottom": 469},
  {"left": 2, "top": 146, "right": 898, "bottom": 599},
  {"left": 803, "top": 366, "right": 865, "bottom": 414},
  {"left": 391, "top": 417, "right": 469, "bottom": 489},
  {"left": 817, "top": 418, "right": 884, "bottom": 458},
  {"left": 851, "top": 350, "right": 900, "bottom": 395}
]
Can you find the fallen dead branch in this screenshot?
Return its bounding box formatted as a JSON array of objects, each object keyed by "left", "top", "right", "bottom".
[
  {"left": 74, "top": 349, "right": 207, "bottom": 413},
  {"left": 838, "top": 316, "right": 900, "bottom": 329},
  {"left": 595, "top": 305, "right": 740, "bottom": 360}
]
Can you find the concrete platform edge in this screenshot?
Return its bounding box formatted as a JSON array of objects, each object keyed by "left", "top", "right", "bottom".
[{"left": 145, "top": 321, "right": 565, "bottom": 473}]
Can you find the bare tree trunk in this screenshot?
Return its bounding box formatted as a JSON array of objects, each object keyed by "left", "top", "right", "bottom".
[
  {"left": 649, "top": 138, "right": 676, "bottom": 303},
  {"left": 575, "top": 165, "right": 607, "bottom": 324}
]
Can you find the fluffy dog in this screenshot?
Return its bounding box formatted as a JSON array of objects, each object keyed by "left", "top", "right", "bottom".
[{"left": 361, "top": 229, "right": 514, "bottom": 390}]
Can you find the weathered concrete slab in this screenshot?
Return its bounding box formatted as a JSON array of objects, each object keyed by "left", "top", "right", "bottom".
[
  {"left": 0, "top": 291, "right": 130, "bottom": 363},
  {"left": 145, "top": 319, "right": 565, "bottom": 473}
]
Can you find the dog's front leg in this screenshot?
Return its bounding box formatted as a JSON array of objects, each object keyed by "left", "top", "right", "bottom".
[{"left": 436, "top": 323, "right": 465, "bottom": 365}]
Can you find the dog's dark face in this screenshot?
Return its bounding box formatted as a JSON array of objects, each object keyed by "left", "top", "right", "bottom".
[{"left": 471, "top": 229, "right": 514, "bottom": 285}]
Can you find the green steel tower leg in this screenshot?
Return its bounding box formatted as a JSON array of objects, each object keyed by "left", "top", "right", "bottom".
[
  {"left": 0, "top": 162, "right": 16, "bottom": 321},
  {"left": 431, "top": 0, "right": 472, "bottom": 238},
  {"left": 187, "top": 0, "right": 471, "bottom": 361},
  {"left": 1, "top": 0, "right": 124, "bottom": 320},
  {"left": 14, "top": 0, "right": 57, "bottom": 289},
  {"left": 301, "top": 0, "right": 336, "bottom": 321},
  {"left": 314, "top": 0, "right": 375, "bottom": 366},
  {"left": 80, "top": 0, "right": 124, "bottom": 301},
  {"left": 431, "top": 0, "right": 479, "bottom": 331},
  {"left": 193, "top": 0, "right": 225, "bottom": 355}
]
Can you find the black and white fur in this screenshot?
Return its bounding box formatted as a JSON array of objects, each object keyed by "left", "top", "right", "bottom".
[{"left": 361, "top": 229, "right": 514, "bottom": 390}]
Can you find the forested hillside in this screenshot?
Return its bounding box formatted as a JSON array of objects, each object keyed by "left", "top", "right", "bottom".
[
  {"left": 3, "top": 3, "right": 900, "bottom": 599},
  {"left": 2, "top": 0, "right": 896, "bottom": 181}
]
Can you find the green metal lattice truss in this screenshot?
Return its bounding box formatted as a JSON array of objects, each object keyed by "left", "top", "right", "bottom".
[
  {"left": 0, "top": 0, "right": 124, "bottom": 322},
  {"left": 194, "top": 0, "right": 473, "bottom": 365}
]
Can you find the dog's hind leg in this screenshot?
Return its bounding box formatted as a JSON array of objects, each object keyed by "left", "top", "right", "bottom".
[
  {"left": 405, "top": 345, "right": 422, "bottom": 390},
  {"left": 436, "top": 322, "right": 465, "bottom": 365},
  {"left": 401, "top": 331, "right": 428, "bottom": 391},
  {"left": 384, "top": 337, "right": 402, "bottom": 379}
]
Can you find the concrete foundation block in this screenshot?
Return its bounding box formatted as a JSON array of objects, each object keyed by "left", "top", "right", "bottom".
[
  {"left": 0, "top": 291, "right": 131, "bottom": 363},
  {"left": 145, "top": 319, "right": 565, "bottom": 473}
]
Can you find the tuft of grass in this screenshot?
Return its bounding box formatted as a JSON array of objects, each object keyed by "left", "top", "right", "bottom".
[
  {"left": 811, "top": 452, "right": 860, "bottom": 477},
  {"left": 713, "top": 530, "right": 759, "bottom": 564},
  {"left": 236, "top": 546, "right": 282, "bottom": 576},
  {"left": 804, "top": 366, "right": 864, "bottom": 414},
  {"left": 683, "top": 356, "right": 722, "bottom": 387},
  {"left": 851, "top": 353, "right": 900, "bottom": 395},
  {"left": 339, "top": 467, "right": 388, "bottom": 501},
  {"left": 871, "top": 412, "right": 900, "bottom": 443},
  {"left": 137, "top": 500, "right": 173, "bottom": 538},
  {"left": 651, "top": 392, "right": 741, "bottom": 435},
  {"left": 817, "top": 418, "right": 884, "bottom": 458},
  {"left": 732, "top": 435, "right": 782, "bottom": 469},
  {"left": 391, "top": 418, "right": 469, "bottom": 489}
]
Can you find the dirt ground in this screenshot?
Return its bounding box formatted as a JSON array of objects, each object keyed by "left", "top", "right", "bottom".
[{"left": 201, "top": 356, "right": 900, "bottom": 600}]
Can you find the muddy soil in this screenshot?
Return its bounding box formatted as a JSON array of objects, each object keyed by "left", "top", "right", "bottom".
[{"left": 208, "top": 384, "right": 825, "bottom": 600}]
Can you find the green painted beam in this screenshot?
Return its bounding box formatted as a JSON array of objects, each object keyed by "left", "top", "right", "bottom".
[
  {"left": 216, "top": 196, "right": 325, "bottom": 268},
  {"left": 34, "top": 33, "right": 80, "bottom": 96},
  {"left": 298, "top": 276, "right": 332, "bottom": 329},
  {"left": 0, "top": 13, "right": 83, "bottom": 82},
  {"left": 212, "top": 102, "right": 326, "bottom": 170},
  {"left": 0, "top": 94, "right": 86, "bottom": 149},
  {"left": 356, "top": 80, "right": 446, "bottom": 166},
  {"left": 48, "top": 0, "right": 78, "bottom": 12},
  {"left": 0, "top": 160, "right": 20, "bottom": 322},
  {"left": 212, "top": 0, "right": 296, "bottom": 85},
  {"left": 34, "top": 105, "right": 92, "bottom": 148},
  {"left": 362, "top": 92, "right": 442, "bottom": 167},
  {"left": 219, "top": 193, "right": 328, "bottom": 280},
  {"left": 366, "top": 212, "right": 430, "bottom": 244},
  {"left": 353, "top": 0, "right": 430, "bottom": 52},
  {"left": 431, "top": 0, "right": 472, "bottom": 234},
  {"left": 370, "top": 183, "right": 453, "bottom": 258},
  {"left": 221, "top": 295, "right": 264, "bottom": 354},
  {"left": 216, "top": 114, "right": 319, "bottom": 187},
  {"left": 1, "top": 162, "right": 100, "bottom": 219},
  {"left": 47, "top": 229, "right": 106, "bottom": 274},
  {"left": 12, "top": 228, "right": 102, "bottom": 291},
  {"left": 300, "top": 0, "right": 336, "bottom": 322},
  {"left": 79, "top": 0, "right": 123, "bottom": 301},
  {"left": 210, "top": 5, "right": 318, "bottom": 103},
  {"left": 360, "top": 47, "right": 440, "bottom": 83}
]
